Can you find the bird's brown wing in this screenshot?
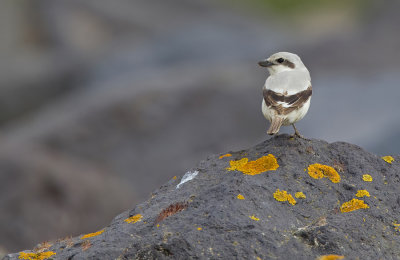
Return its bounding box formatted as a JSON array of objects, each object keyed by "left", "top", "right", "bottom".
[{"left": 263, "top": 86, "right": 312, "bottom": 115}]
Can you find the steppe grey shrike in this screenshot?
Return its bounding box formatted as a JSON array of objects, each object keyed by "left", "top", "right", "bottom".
[{"left": 258, "top": 52, "right": 312, "bottom": 138}]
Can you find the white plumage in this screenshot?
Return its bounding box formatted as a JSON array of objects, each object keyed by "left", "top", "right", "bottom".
[{"left": 258, "top": 52, "right": 312, "bottom": 137}]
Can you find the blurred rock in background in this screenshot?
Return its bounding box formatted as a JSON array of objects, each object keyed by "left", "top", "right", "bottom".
[{"left": 0, "top": 0, "right": 399, "bottom": 253}]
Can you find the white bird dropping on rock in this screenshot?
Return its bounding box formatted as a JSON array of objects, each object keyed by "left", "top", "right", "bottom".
[{"left": 176, "top": 170, "right": 199, "bottom": 189}]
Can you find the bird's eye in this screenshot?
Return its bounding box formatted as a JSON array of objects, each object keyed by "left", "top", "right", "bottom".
[{"left": 276, "top": 58, "right": 284, "bottom": 63}]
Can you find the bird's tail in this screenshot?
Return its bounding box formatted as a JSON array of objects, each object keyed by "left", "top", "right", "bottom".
[{"left": 267, "top": 117, "right": 284, "bottom": 135}]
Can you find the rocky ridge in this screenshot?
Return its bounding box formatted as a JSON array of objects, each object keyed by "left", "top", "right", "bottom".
[{"left": 4, "top": 135, "right": 400, "bottom": 259}]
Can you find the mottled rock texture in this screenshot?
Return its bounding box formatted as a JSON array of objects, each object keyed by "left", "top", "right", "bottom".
[{"left": 4, "top": 135, "right": 400, "bottom": 259}]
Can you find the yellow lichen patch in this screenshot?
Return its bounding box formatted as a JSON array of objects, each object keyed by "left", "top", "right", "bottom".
[
  {"left": 124, "top": 214, "right": 143, "bottom": 224},
  {"left": 287, "top": 195, "right": 296, "bottom": 205},
  {"left": 227, "top": 158, "right": 248, "bottom": 170},
  {"left": 307, "top": 163, "right": 341, "bottom": 183},
  {"left": 249, "top": 215, "right": 260, "bottom": 221},
  {"left": 273, "top": 189, "right": 296, "bottom": 205},
  {"left": 393, "top": 222, "right": 400, "bottom": 232},
  {"left": 340, "top": 198, "right": 369, "bottom": 213},
  {"left": 172, "top": 176, "right": 177, "bottom": 180},
  {"left": 80, "top": 229, "right": 104, "bottom": 239},
  {"left": 197, "top": 227, "right": 202, "bottom": 231},
  {"left": 226, "top": 154, "right": 279, "bottom": 175},
  {"left": 318, "top": 255, "right": 344, "bottom": 260},
  {"left": 295, "top": 192, "right": 306, "bottom": 199},
  {"left": 18, "top": 251, "right": 56, "bottom": 260},
  {"left": 355, "top": 190, "right": 370, "bottom": 198},
  {"left": 362, "top": 174, "right": 373, "bottom": 182},
  {"left": 219, "top": 153, "right": 232, "bottom": 159},
  {"left": 382, "top": 156, "right": 394, "bottom": 164},
  {"left": 237, "top": 194, "right": 245, "bottom": 200}
]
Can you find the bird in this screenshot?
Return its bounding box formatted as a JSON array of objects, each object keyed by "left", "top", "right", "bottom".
[{"left": 258, "top": 52, "right": 312, "bottom": 138}]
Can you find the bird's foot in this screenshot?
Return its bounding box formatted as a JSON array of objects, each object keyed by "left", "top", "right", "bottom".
[
  {"left": 290, "top": 124, "right": 308, "bottom": 140},
  {"left": 290, "top": 132, "right": 310, "bottom": 141}
]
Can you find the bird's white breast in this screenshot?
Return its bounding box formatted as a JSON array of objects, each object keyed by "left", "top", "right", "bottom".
[{"left": 264, "top": 69, "right": 310, "bottom": 94}]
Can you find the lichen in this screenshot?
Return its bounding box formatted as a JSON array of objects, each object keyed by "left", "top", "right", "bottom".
[
  {"left": 226, "top": 154, "right": 279, "bottom": 175},
  {"left": 34, "top": 242, "right": 52, "bottom": 253},
  {"left": 237, "top": 194, "right": 245, "bottom": 200},
  {"left": 18, "top": 251, "right": 56, "bottom": 260},
  {"left": 156, "top": 202, "right": 188, "bottom": 223},
  {"left": 81, "top": 240, "right": 92, "bottom": 251},
  {"left": 318, "top": 255, "right": 344, "bottom": 260},
  {"left": 249, "top": 215, "right": 260, "bottom": 221},
  {"left": 124, "top": 214, "right": 143, "bottom": 224},
  {"left": 362, "top": 174, "right": 373, "bottom": 182},
  {"left": 307, "top": 163, "right": 340, "bottom": 183},
  {"left": 273, "top": 189, "right": 296, "bottom": 205},
  {"left": 355, "top": 190, "right": 370, "bottom": 198},
  {"left": 80, "top": 229, "right": 104, "bottom": 239},
  {"left": 382, "top": 156, "right": 394, "bottom": 164},
  {"left": 197, "top": 227, "right": 202, "bottom": 231},
  {"left": 340, "top": 198, "right": 369, "bottom": 213},
  {"left": 219, "top": 153, "right": 232, "bottom": 159},
  {"left": 393, "top": 221, "right": 400, "bottom": 232},
  {"left": 295, "top": 192, "right": 306, "bottom": 199}
]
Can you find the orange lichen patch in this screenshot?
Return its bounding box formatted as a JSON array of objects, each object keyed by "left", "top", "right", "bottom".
[
  {"left": 81, "top": 240, "right": 92, "bottom": 251},
  {"left": 362, "top": 174, "right": 373, "bottom": 182},
  {"left": 249, "top": 215, "right": 260, "bottom": 221},
  {"left": 295, "top": 192, "right": 306, "bottom": 199},
  {"left": 340, "top": 198, "right": 369, "bottom": 213},
  {"left": 80, "top": 229, "right": 104, "bottom": 239},
  {"left": 219, "top": 153, "right": 232, "bottom": 159},
  {"left": 18, "top": 251, "right": 56, "bottom": 260},
  {"left": 355, "top": 190, "right": 370, "bottom": 198},
  {"left": 237, "top": 194, "right": 245, "bottom": 200},
  {"left": 125, "top": 214, "right": 143, "bottom": 224},
  {"left": 273, "top": 189, "right": 296, "bottom": 205},
  {"left": 307, "top": 163, "right": 341, "bottom": 183},
  {"left": 382, "top": 156, "right": 394, "bottom": 164},
  {"left": 172, "top": 176, "right": 177, "bottom": 180},
  {"left": 226, "top": 154, "right": 279, "bottom": 175},
  {"left": 318, "top": 255, "right": 344, "bottom": 260},
  {"left": 156, "top": 202, "right": 188, "bottom": 223}
]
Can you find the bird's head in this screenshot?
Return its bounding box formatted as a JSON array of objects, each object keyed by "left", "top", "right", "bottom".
[{"left": 258, "top": 52, "right": 306, "bottom": 75}]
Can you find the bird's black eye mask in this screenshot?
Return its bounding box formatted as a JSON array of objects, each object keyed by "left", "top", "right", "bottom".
[{"left": 276, "top": 58, "right": 295, "bottom": 69}]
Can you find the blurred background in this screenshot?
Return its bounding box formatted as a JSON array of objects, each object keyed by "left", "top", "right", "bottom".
[{"left": 1, "top": 0, "right": 399, "bottom": 254}]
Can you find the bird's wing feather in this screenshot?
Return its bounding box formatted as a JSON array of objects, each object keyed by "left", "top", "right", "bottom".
[{"left": 263, "top": 86, "right": 312, "bottom": 115}]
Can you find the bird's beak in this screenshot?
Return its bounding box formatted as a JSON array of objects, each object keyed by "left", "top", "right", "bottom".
[{"left": 258, "top": 60, "right": 274, "bottom": 67}]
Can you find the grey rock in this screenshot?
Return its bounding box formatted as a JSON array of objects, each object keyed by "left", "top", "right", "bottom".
[{"left": 4, "top": 135, "right": 400, "bottom": 259}]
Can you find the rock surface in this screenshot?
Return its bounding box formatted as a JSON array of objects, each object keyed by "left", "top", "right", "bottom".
[
  {"left": 3, "top": 0, "right": 400, "bottom": 253},
  {"left": 4, "top": 135, "right": 400, "bottom": 259}
]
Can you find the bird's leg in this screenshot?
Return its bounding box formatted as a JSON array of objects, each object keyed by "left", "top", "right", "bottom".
[{"left": 291, "top": 124, "right": 304, "bottom": 139}]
